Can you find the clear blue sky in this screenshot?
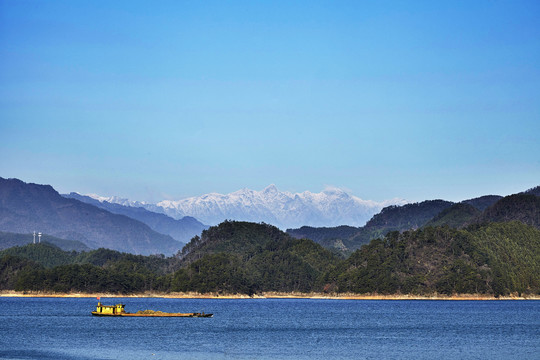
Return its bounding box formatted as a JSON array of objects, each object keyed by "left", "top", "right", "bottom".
[{"left": 1, "top": 0, "right": 539, "bottom": 203}]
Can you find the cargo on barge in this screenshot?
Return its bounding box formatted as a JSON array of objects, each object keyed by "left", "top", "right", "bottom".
[{"left": 91, "top": 300, "right": 212, "bottom": 317}]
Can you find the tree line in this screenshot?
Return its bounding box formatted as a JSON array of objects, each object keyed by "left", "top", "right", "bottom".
[{"left": 1, "top": 221, "right": 538, "bottom": 296}]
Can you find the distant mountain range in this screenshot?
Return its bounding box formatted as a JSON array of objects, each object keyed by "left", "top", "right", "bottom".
[
  {"left": 287, "top": 189, "right": 540, "bottom": 254},
  {"left": 288, "top": 199, "right": 455, "bottom": 253},
  {"left": 1, "top": 178, "right": 539, "bottom": 297},
  {"left": 3, "top": 176, "right": 538, "bottom": 258},
  {"left": 0, "top": 178, "right": 184, "bottom": 255},
  {"left": 63, "top": 192, "right": 208, "bottom": 244},
  {"left": 85, "top": 185, "right": 406, "bottom": 229}
]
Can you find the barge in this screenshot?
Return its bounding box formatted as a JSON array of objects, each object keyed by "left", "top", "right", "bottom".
[{"left": 91, "top": 300, "right": 212, "bottom": 317}]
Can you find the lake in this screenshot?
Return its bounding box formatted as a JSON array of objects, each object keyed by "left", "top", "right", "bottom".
[{"left": 0, "top": 297, "right": 538, "bottom": 359}]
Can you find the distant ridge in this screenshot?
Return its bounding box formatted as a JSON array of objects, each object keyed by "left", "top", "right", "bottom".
[
  {"left": 288, "top": 200, "right": 454, "bottom": 253},
  {"left": 363, "top": 199, "right": 454, "bottom": 231},
  {"left": 524, "top": 186, "right": 540, "bottom": 197},
  {"left": 0, "top": 177, "right": 183, "bottom": 255},
  {"left": 0, "top": 231, "right": 90, "bottom": 252},
  {"left": 64, "top": 192, "right": 208, "bottom": 244},
  {"left": 478, "top": 193, "right": 540, "bottom": 229},
  {"left": 424, "top": 203, "right": 481, "bottom": 229},
  {"left": 461, "top": 195, "right": 503, "bottom": 211},
  {"left": 287, "top": 186, "right": 540, "bottom": 254}
]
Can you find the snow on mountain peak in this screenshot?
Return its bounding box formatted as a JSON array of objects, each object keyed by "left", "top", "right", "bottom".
[
  {"left": 91, "top": 185, "right": 406, "bottom": 229},
  {"left": 85, "top": 193, "right": 114, "bottom": 203},
  {"left": 84, "top": 193, "right": 148, "bottom": 208},
  {"left": 263, "top": 184, "right": 279, "bottom": 193}
]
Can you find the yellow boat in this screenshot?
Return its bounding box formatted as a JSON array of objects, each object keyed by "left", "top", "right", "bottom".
[{"left": 91, "top": 300, "right": 213, "bottom": 317}]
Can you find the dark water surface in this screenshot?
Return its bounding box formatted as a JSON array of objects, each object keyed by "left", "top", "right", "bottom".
[{"left": 0, "top": 297, "right": 538, "bottom": 359}]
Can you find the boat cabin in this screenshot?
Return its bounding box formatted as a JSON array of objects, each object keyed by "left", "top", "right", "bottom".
[{"left": 95, "top": 302, "right": 125, "bottom": 315}]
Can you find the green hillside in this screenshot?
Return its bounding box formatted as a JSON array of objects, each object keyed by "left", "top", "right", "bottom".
[
  {"left": 0, "top": 231, "right": 90, "bottom": 252},
  {"left": 0, "top": 243, "right": 76, "bottom": 268},
  {"left": 478, "top": 194, "right": 540, "bottom": 229},
  {"left": 174, "top": 221, "right": 339, "bottom": 294},
  {"left": 287, "top": 200, "right": 455, "bottom": 254},
  {"left": 0, "top": 221, "right": 339, "bottom": 295},
  {"left": 329, "top": 221, "right": 539, "bottom": 296},
  {"left": 1, "top": 219, "right": 538, "bottom": 296},
  {"left": 0, "top": 243, "right": 181, "bottom": 292},
  {"left": 424, "top": 203, "right": 481, "bottom": 228},
  {"left": 363, "top": 200, "right": 454, "bottom": 231},
  {"left": 288, "top": 190, "right": 538, "bottom": 255},
  {"left": 287, "top": 225, "right": 359, "bottom": 243},
  {"left": 461, "top": 195, "right": 502, "bottom": 211},
  {"left": 524, "top": 186, "right": 540, "bottom": 197}
]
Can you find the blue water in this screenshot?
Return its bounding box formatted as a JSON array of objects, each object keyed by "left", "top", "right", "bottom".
[{"left": 0, "top": 298, "right": 538, "bottom": 359}]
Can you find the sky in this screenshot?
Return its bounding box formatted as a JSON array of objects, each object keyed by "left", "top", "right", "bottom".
[{"left": 1, "top": 0, "right": 539, "bottom": 203}]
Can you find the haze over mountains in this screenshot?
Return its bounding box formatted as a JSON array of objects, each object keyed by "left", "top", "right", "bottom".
[
  {"left": 2, "top": 176, "right": 538, "bottom": 260},
  {"left": 85, "top": 185, "right": 406, "bottom": 229},
  {"left": 64, "top": 192, "right": 208, "bottom": 244},
  {"left": 2, "top": 186, "right": 539, "bottom": 297},
  {"left": 0, "top": 178, "right": 183, "bottom": 255}
]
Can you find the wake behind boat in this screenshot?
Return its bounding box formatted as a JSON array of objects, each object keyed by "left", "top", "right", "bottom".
[{"left": 91, "top": 298, "right": 213, "bottom": 317}]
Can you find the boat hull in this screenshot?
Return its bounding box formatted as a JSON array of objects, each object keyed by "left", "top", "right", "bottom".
[{"left": 91, "top": 311, "right": 212, "bottom": 317}]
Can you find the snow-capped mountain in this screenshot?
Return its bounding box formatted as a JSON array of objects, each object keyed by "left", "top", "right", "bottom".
[
  {"left": 85, "top": 194, "right": 149, "bottom": 208},
  {"left": 87, "top": 185, "right": 406, "bottom": 229}
]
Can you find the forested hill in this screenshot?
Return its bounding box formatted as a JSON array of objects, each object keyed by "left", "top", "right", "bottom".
[
  {"left": 424, "top": 203, "right": 481, "bottom": 229},
  {"left": 287, "top": 188, "right": 538, "bottom": 254},
  {"left": 0, "top": 178, "right": 182, "bottom": 255},
  {"left": 524, "top": 186, "right": 540, "bottom": 197},
  {"left": 345, "top": 199, "right": 455, "bottom": 250},
  {"left": 172, "top": 221, "right": 340, "bottom": 294},
  {"left": 288, "top": 200, "right": 455, "bottom": 253},
  {"left": 478, "top": 194, "right": 540, "bottom": 229},
  {"left": 461, "top": 195, "right": 503, "bottom": 211},
  {"left": 364, "top": 200, "right": 454, "bottom": 230},
  {"left": 0, "top": 243, "right": 182, "bottom": 293},
  {"left": 328, "top": 221, "right": 539, "bottom": 296},
  {"left": 0, "top": 231, "right": 90, "bottom": 252},
  {"left": 286, "top": 225, "right": 359, "bottom": 244},
  {"left": 1, "top": 220, "right": 538, "bottom": 297},
  {"left": 177, "top": 221, "right": 292, "bottom": 263},
  {"left": 0, "top": 222, "right": 340, "bottom": 295}
]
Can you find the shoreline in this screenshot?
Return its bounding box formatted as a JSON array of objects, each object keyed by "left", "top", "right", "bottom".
[{"left": 1, "top": 290, "right": 538, "bottom": 300}]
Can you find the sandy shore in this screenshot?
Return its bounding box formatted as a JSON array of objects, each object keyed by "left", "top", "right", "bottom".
[{"left": 0, "top": 290, "right": 538, "bottom": 300}]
